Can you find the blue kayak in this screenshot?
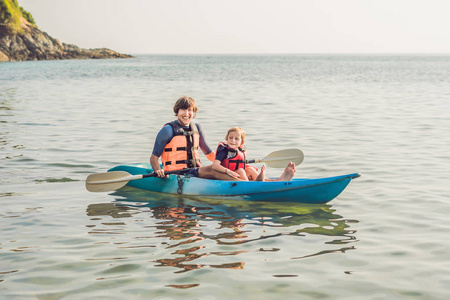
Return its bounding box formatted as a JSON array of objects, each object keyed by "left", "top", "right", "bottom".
[{"left": 108, "top": 163, "right": 360, "bottom": 204}]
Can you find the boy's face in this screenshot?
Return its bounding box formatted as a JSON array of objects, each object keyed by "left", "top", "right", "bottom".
[
  {"left": 177, "top": 106, "right": 195, "bottom": 126},
  {"left": 226, "top": 131, "right": 242, "bottom": 149}
]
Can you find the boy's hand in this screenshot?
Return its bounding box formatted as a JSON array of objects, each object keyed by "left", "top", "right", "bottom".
[{"left": 154, "top": 169, "right": 166, "bottom": 178}]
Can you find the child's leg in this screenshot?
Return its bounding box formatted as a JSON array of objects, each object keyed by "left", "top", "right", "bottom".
[
  {"left": 235, "top": 168, "right": 249, "bottom": 181},
  {"left": 255, "top": 165, "right": 266, "bottom": 181},
  {"left": 245, "top": 166, "right": 259, "bottom": 181}
]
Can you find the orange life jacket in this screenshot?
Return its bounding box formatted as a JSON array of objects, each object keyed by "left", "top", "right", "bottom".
[
  {"left": 161, "top": 121, "right": 202, "bottom": 171},
  {"left": 216, "top": 142, "right": 247, "bottom": 171}
]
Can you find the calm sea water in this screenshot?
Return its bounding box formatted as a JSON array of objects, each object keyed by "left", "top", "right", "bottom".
[{"left": 1, "top": 55, "right": 449, "bottom": 299}]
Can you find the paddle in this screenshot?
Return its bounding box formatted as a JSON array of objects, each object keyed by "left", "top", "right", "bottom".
[
  {"left": 86, "top": 169, "right": 189, "bottom": 192},
  {"left": 86, "top": 148, "right": 304, "bottom": 192},
  {"left": 246, "top": 148, "right": 304, "bottom": 168}
]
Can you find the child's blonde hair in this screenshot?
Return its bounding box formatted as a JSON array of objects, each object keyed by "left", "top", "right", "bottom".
[{"left": 225, "top": 127, "right": 245, "bottom": 146}]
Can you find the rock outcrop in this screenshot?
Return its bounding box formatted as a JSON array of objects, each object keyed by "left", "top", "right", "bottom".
[
  {"left": 0, "top": 25, "right": 133, "bottom": 62},
  {"left": 0, "top": 1, "right": 132, "bottom": 62}
]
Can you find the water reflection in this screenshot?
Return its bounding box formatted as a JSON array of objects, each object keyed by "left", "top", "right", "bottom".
[{"left": 86, "top": 187, "right": 358, "bottom": 274}]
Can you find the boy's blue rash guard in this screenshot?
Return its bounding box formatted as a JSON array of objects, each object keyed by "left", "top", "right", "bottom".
[{"left": 152, "top": 121, "right": 212, "bottom": 157}]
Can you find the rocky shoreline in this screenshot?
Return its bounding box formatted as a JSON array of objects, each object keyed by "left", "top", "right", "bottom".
[{"left": 0, "top": 20, "right": 132, "bottom": 62}]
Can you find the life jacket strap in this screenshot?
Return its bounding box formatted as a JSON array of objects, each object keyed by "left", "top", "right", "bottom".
[{"left": 164, "top": 159, "right": 200, "bottom": 166}]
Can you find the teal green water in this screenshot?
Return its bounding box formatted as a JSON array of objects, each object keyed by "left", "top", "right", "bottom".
[{"left": 1, "top": 55, "right": 449, "bottom": 299}]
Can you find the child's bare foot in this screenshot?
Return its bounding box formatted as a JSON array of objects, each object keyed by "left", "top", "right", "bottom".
[
  {"left": 277, "top": 162, "right": 296, "bottom": 181},
  {"left": 256, "top": 165, "right": 266, "bottom": 181}
]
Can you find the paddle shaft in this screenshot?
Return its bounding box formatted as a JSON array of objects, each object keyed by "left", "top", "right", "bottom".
[{"left": 87, "top": 169, "right": 190, "bottom": 185}]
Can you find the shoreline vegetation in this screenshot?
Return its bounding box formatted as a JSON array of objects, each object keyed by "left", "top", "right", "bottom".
[{"left": 0, "top": 0, "right": 132, "bottom": 62}]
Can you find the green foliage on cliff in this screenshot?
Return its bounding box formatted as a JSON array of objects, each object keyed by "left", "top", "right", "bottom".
[
  {"left": 20, "top": 6, "right": 35, "bottom": 25},
  {"left": 0, "top": 0, "right": 36, "bottom": 34}
]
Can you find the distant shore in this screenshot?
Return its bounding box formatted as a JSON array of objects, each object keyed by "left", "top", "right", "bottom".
[
  {"left": 0, "top": 24, "right": 133, "bottom": 62},
  {"left": 0, "top": 0, "right": 132, "bottom": 62}
]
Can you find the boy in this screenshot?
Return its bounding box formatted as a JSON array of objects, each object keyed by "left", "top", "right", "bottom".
[{"left": 150, "top": 96, "right": 238, "bottom": 180}]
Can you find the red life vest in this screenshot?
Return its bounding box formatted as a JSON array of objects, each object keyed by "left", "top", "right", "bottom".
[
  {"left": 161, "top": 121, "right": 202, "bottom": 171},
  {"left": 216, "top": 142, "right": 247, "bottom": 171}
]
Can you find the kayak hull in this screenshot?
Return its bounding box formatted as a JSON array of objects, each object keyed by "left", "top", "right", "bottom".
[{"left": 108, "top": 164, "right": 360, "bottom": 204}]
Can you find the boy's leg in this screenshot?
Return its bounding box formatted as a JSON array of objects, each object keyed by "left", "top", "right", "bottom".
[
  {"left": 276, "top": 162, "right": 296, "bottom": 181},
  {"left": 262, "top": 162, "right": 296, "bottom": 182}
]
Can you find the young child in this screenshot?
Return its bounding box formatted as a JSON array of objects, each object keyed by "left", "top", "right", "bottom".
[
  {"left": 212, "top": 127, "right": 262, "bottom": 181},
  {"left": 212, "top": 127, "right": 297, "bottom": 181}
]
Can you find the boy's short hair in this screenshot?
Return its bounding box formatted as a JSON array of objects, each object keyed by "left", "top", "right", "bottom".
[
  {"left": 173, "top": 96, "right": 198, "bottom": 117},
  {"left": 226, "top": 127, "right": 245, "bottom": 145}
]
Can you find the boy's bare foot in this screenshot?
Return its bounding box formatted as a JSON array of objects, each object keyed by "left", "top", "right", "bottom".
[
  {"left": 256, "top": 165, "right": 266, "bottom": 181},
  {"left": 277, "top": 162, "right": 296, "bottom": 181}
]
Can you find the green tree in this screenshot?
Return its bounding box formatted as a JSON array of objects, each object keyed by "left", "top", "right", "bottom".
[{"left": 0, "top": 0, "right": 36, "bottom": 33}]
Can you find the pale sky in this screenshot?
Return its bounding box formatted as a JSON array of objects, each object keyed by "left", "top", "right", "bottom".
[{"left": 19, "top": 0, "right": 450, "bottom": 54}]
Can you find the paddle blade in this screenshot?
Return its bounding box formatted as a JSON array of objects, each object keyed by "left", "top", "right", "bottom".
[
  {"left": 86, "top": 171, "right": 134, "bottom": 192},
  {"left": 263, "top": 148, "right": 304, "bottom": 168}
]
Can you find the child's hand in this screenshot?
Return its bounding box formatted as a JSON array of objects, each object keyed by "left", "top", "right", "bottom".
[{"left": 227, "top": 170, "right": 240, "bottom": 179}]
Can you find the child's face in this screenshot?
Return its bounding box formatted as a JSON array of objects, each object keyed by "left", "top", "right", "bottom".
[{"left": 226, "top": 131, "right": 242, "bottom": 149}]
